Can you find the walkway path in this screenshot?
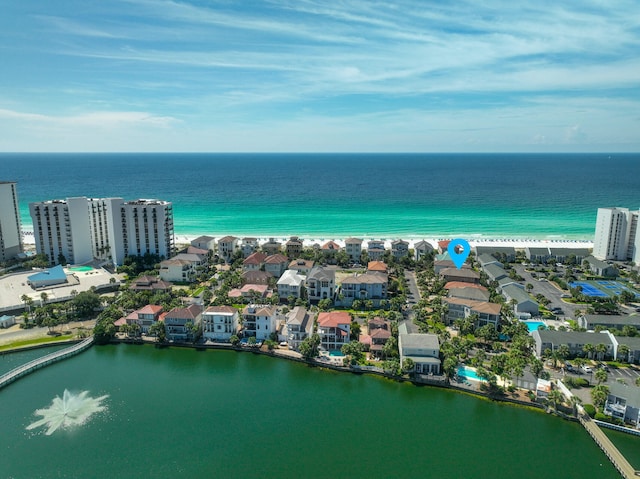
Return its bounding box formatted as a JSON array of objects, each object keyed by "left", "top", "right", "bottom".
[
  {"left": 579, "top": 413, "right": 638, "bottom": 478},
  {"left": 0, "top": 337, "right": 94, "bottom": 390}
]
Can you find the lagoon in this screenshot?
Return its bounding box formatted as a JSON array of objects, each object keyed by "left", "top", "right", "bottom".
[{"left": 0, "top": 344, "right": 634, "bottom": 478}]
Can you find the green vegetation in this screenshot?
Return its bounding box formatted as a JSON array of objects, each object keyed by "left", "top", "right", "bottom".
[{"left": 0, "top": 334, "right": 74, "bottom": 352}]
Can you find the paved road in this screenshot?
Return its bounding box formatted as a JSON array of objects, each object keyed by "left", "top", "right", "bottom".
[
  {"left": 401, "top": 270, "right": 421, "bottom": 333},
  {"left": 513, "top": 264, "right": 581, "bottom": 319}
]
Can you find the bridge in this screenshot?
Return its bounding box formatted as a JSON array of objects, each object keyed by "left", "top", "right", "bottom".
[
  {"left": 0, "top": 337, "right": 94, "bottom": 390},
  {"left": 579, "top": 413, "right": 639, "bottom": 478}
]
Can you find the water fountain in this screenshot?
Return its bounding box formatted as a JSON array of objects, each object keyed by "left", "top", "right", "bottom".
[{"left": 26, "top": 389, "right": 108, "bottom": 435}]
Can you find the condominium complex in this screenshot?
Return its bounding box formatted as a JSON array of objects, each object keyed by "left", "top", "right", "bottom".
[
  {"left": 29, "top": 197, "right": 174, "bottom": 266},
  {"left": 0, "top": 181, "right": 23, "bottom": 262},
  {"left": 593, "top": 207, "right": 640, "bottom": 263}
]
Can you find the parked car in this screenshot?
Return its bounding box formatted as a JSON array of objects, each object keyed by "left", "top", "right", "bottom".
[
  {"left": 581, "top": 365, "right": 593, "bottom": 373},
  {"left": 597, "top": 362, "right": 610, "bottom": 372},
  {"left": 564, "top": 362, "right": 576, "bottom": 373}
]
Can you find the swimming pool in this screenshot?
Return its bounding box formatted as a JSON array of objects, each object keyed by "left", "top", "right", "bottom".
[
  {"left": 68, "top": 266, "right": 94, "bottom": 272},
  {"left": 521, "top": 320, "right": 546, "bottom": 333},
  {"left": 329, "top": 350, "right": 345, "bottom": 357},
  {"left": 456, "top": 365, "right": 485, "bottom": 382}
]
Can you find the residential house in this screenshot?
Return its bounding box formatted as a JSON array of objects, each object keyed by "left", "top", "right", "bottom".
[
  {"left": 498, "top": 277, "right": 523, "bottom": 292},
  {"left": 477, "top": 253, "right": 503, "bottom": 268},
  {"left": 437, "top": 240, "right": 450, "bottom": 254},
  {"left": 321, "top": 240, "right": 341, "bottom": 264},
  {"left": 242, "top": 270, "right": 273, "bottom": 285},
  {"left": 367, "top": 240, "right": 386, "bottom": 261},
  {"left": 317, "top": 311, "right": 351, "bottom": 351},
  {"left": 261, "top": 238, "right": 282, "bottom": 255},
  {"left": 503, "top": 284, "right": 538, "bottom": 317},
  {"left": 439, "top": 267, "right": 480, "bottom": 284},
  {"left": 228, "top": 284, "right": 269, "bottom": 301},
  {"left": 264, "top": 254, "right": 289, "bottom": 278},
  {"left": 483, "top": 263, "right": 508, "bottom": 282},
  {"left": 367, "top": 261, "right": 388, "bottom": 275},
  {"left": 604, "top": 382, "right": 640, "bottom": 427},
  {"left": 241, "top": 237, "right": 259, "bottom": 257},
  {"left": 443, "top": 297, "right": 502, "bottom": 328},
  {"left": 531, "top": 329, "right": 615, "bottom": 359},
  {"left": 344, "top": 237, "right": 363, "bottom": 262},
  {"left": 391, "top": 239, "right": 409, "bottom": 259},
  {"left": 285, "top": 306, "right": 313, "bottom": 350},
  {"left": 584, "top": 256, "right": 618, "bottom": 277},
  {"left": 191, "top": 235, "right": 216, "bottom": 251},
  {"left": 616, "top": 336, "right": 640, "bottom": 364},
  {"left": 129, "top": 275, "right": 172, "bottom": 292},
  {"left": 549, "top": 247, "right": 590, "bottom": 264},
  {"left": 526, "top": 247, "right": 551, "bottom": 263},
  {"left": 285, "top": 236, "right": 304, "bottom": 259},
  {"left": 578, "top": 314, "right": 640, "bottom": 331},
  {"left": 159, "top": 259, "right": 196, "bottom": 283},
  {"left": 217, "top": 236, "right": 239, "bottom": 262},
  {"left": 277, "top": 269, "right": 305, "bottom": 300},
  {"left": 164, "top": 304, "right": 202, "bottom": 341},
  {"left": 242, "top": 304, "right": 278, "bottom": 341},
  {"left": 434, "top": 259, "right": 456, "bottom": 274},
  {"left": 368, "top": 317, "right": 391, "bottom": 358},
  {"left": 187, "top": 245, "right": 209, "bottom": 257},
  {"left": 474, "top": 246, "right": 516, "bottom": 262},
  {"left": 414, "top": 240, "right": 434, "bottom": 261},
  {"left": 122, "top": 304, "right": 163, "bottom": 334},
  {"left": 202, "top": 306, "right": 239, "bottom": 342},
  {"left": 288, "top": 259, "right": 314, "bottom": 275},
  {"left": 444, "top": 281, "right": 490, "bottom": 301},
  {"left": 243, "top": 252, "right": 268, "bottom": 272},
  {"left": 340, "top": 272, "right": 388, "bottom": 307},
  {"left": 307, "top": 266, "right": 335, "bottom": 303},
  {"left": 398, "top": 327, "right": 441, "bottom": 374}
]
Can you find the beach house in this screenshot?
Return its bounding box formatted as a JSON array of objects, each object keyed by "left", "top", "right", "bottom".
[
  {"left": 317, "top": 311, "right": 351, "bottom": 351},
  {"left": 190, "top": 235, "right": 216, "bottom": 251},
  {"left": 604, "top": 382, "right": 640, "bottom": 427},
  {"left": 285, "top": 306, "right": 313, "bottom": 351},
  {"left": 344, "top": 237, "right": 363, "bottom": 263},
  {"left": 217, "top": 236, "right": 239, "bottom": 262},
  {"left": 261, "top": 238, "right": 282, "bottom": 255},
  {"left": 339, "top": 272, "right": 388, "bottom": 307},
  {"left": 202, "top": 306, "right": 239, "bottom": 342},
  {"left": 121, "top": 304, "right": 163, "bottom": 334},
  {"left": 277, "top": 269, "right": 306, "bottom": 300},
  {"left": 502, "top": 284, "right": 538, "bottom": 317},
  {"left": 583, "top": 256, "right": 618, "bottom": 277},
  {"left": 242, "top": 304, "right": 278, "bottom": 341},
  {"left": 398, "top": 326, "right": 441, "bottom": 374},
  {"left": 366, "top": 240, "right": 386, "bottom": 261},
  {"left": 414, "top": 240, "right": 434, "bottom": 261},
  {"left": 264, "top": 254, "right": 289, "bottom": 278},
  {"left": 240, "top": 237, "right": 259, "bottom": 257},
  {"left": 242, "top": 252, "right": 268, "bottom": 272},
  {"left": 164, "top": 304, "right": 202, "bottom": 341},
  {"left": 443, "top": 297, "right": 502, "bottom": 328},
  {"left": 391, "top": 239, "right": 410, "bottom": 259},
  {"left": 306, "top": 266, "right": 335, "bottom": 303},
  {"left": 531, "top": 329, "right": 615, "bottom": 359},
  {"left": 285, "top": 236, "right": 304, "bottom": 259}
]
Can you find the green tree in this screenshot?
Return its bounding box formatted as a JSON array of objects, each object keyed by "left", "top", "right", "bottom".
[
  {"left": 595, "top": 343, "right": 608, "bottom": 361},
  {"left": 341, "top": 341, "right": 365, "bottom": 365},
  {"left": 148, "top": 321, "right": 166, "bottom": 343},
  {"left": 230, "top": 334, "right": 240, "bottom": 346},
  {"left": 591, "top": 385, "right": 609, "bottom": 410},
  {"left": 617, "top": 344, "right": 630, "bottom": 363},
  {"left": 594, "top": 368, "right": 608, "bottom": 385},
  {"left": 401, "top": 358, "right": 415, "bottom": 374},
  {"left": 72, "top": 291, "right": 102, "bottom": 318},
  {"left": 299, "top": 333, "right": 321, "bottom": 359},
  {"left": 547, "top": 389, "right": 564, "bottom": 411},
  {"left": 583, "top": 343, "right": 595, "bottom": 359}
]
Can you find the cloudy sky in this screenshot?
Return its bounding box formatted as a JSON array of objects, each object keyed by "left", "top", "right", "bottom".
[{"left": 1, "top": 0, "right": 639, "bottom": 152}]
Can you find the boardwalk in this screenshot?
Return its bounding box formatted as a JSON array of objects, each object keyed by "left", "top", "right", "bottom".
[
  {"left": 579, "top": 413, "right": 639, "bottom": 478},
  {"left": 0, "top": 337, "right": 94, "bottom": 390}
]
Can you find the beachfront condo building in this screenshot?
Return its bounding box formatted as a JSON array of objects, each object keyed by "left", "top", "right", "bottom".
[
  {"left": 593, "top": 207, "right": 640, "bottom": 263},
  {"left": 0, "top": 181, "right": 23, "bottom": 262},
  {"left": 29, "top": 197, "right": 174, "bottom": 266}
]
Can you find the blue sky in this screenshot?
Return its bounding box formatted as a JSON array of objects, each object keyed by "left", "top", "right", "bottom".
[{"left": 1, "top": 0, "right": 639, "bottom": 152}]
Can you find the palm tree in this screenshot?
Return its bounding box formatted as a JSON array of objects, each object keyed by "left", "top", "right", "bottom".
[
  {"left": 583, "top": 343, "right": 595, "bottom": 359},
  {"left": 617, "top": 344, "right": 630, "bottom": 363},
  {"left": 595, "top": 343, "right": 608, "bottom": 361},
  {"left": 40, "top": 292, "right": 48, "bottom": 307},
  {"left": 569, "top": 395, "right": 582, "bottom": 417},
  {"left": 547, "top": 389, "right": 564, "bottom": 411},
  {"left": 594, "top": 368, "right": 608, "bottom": 385}
]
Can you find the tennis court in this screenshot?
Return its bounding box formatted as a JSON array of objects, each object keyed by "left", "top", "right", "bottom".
[
  {"left": 595, "top": 280, "right": 639, "bottom": 297},
  {"left": 569, "top": 281, "right": 609, "bottom": 298},
  {"left": 570, "top": 280, "right": 640, "bottom": 298}
]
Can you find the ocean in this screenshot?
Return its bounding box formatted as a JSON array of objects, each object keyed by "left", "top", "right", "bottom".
[{"left": 1, "top": 153, "right": 638, "bottom": 239}]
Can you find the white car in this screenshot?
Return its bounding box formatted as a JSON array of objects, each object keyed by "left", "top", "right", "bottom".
[{"left": 581, "top": 365, "right": 593, "bottom": 373}]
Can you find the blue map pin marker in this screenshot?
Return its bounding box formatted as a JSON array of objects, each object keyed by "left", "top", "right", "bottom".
[{"left": 447, "top": 238, "right": 470, "bottom": 269}]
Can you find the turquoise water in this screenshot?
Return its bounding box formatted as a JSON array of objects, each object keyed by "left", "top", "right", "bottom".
[
  {"left": 457, "top": 365, "right": 484, "bottom": 381},
  {"left": 0, "top": 344, "right": 630, "bottom": 478},
  {"left": 329, "top": 350, "right": 345, "bottom": 356},
  {"left": 0, "top": 345, "right": 70, "bottom": 376},
  {"left": 2, "top": 153, "right": 639, "bottom": 238},
  {"left": 522, "top": 321, "right": 546, "bottom": 333}
]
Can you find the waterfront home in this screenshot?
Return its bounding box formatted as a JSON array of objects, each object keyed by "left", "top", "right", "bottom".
[
  {"left": 159, "top": 259, "right": 196, "bottom": 283},
  {"left": 243, "top": 252, "right": 268, "bottom": 272},
  {"left": 477, "top": 253, "right": 503, "bottom": 268},
  {"left": 525, "top": 247, "right": 552, "bottom": 263},
  {"left": 367, "top": 240, "right": 386, "bottom": 261},
  {"left": 129, "top": 275, "right": 172, "bottom": 292},
  {"left": 445, "top": 281, "right": 490, "bottom": 302},
  {"left": 531, "top": 329, "right": 615, "bottom": 359},
  {"left": 321, "top": 240, "right": 341, "bottom": 264},
  {"left": 164, "top": 304, "right": 202, "bottom": 341},
  {"left": 202, "top": 306, "right": 239, "bottom": 342},
  {"left": 583, "top": 256, "right": 618, "bottom": 277},
  {"left": 604, "top": 382, "right": 640, "bottom": 428},
  {"left": 242, "top": 270, "right": 273, "bottom": 285},
  {"left": 306, "top": 266, "right": 335, "bottom": 303},
  {"left": 264, "top": 254, "right": 289, "bottom": 278},
  {"left": 187, "top": 245, "right": 209, "bottom": 257},
  {"left": 318, "top": 311, "right": 351, "bottom": 351},
  {"left": 217, "top": 236, "right": 239, "bottom": 262},
  {"left": 121, "top": 304, "right": 163, "bottom": 334},
  {"left": 439, "top": 267, "right": 480, "bottom": 284},
  {"left": 391, "top": 239, "right": 409, "bottom": 259},
  {"left": 398, "top": 327, "right": 441, "bottom": 374},
  {"left": 433, "top": 259, "right": 456, "bottom": 274},
  {"left": 483, "top": 263, "right": 508, "bottom": 282},
  {"left": 443, "top": 297, "right": 502, "bottom": 328},
  {"left": 277, "top": 269, "right": 306, "bottom": 300},
  {"left": 578, "top": 314, "right": 640, "bottom": 332},
  {"left": 368, "top": 317, "right": 391, "bottom": 358},
  {"left": 549, "top": 247, "right": 590, "bottom": 264},
  {"left": 502, "top": 284, "right": 538, "bottom": 317},
  {"left": 242, "top": 304, "right": 278, "bottom": 341},
  {"left": 191, "top": 235, "right": 216, "bottom": 251},
  {"left": 228, "top": 284, "right": 269, "bottom": 301},
  {"left": 437, "top": 240, "right": 450, "bottom": 254},
  {"left": 414, "top": 240, "right": 434, "bottom": 261},
  {"left": 285, "top": 306, "right": 313, "bottom": 350},
  {"left": 261, "top": 238, "right": 282, "bottom": 255},
  {"left": 339, "top": 272, "right": 388, "bottom": 307},
  {"left": 241, "top": 237, "right": 259, "bottom": 257},
  {"left": 344, "top": 237, "right": 363, "bottom": 262},
  {"left": 288, "top": 259, "right": 314, "bottom": 275},
  {"left": 285, "top": 236, "right": 304, "bottom": 259},
  {"left": 474, "top": 246, "right": 516, "bottom": 262}
]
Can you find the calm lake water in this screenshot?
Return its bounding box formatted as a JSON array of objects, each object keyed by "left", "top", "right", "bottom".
[{"left": 0, "top": 344, "right": 635, "bottom": 478}]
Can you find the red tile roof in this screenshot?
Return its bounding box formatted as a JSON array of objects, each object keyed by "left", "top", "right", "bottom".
[{"left": 318, "top": 311, "right": 351, "bottom": 327}]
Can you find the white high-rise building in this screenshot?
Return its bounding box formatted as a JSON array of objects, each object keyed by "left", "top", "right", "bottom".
[
  {"left": 593, "top": 207, "right": 640, "bottom": 263},
  {"left": 29, "top": 197, "right": 174, "bottom": 266},
  {"left": 0, "top": 181, "right": 23, "bottom": 262}
]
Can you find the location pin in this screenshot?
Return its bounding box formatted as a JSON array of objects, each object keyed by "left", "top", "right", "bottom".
[{"left": 447, "top": 238, "right": 470, "bottom": 269}]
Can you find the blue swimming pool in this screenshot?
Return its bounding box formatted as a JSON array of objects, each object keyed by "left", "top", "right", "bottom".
[
  {"left": 457, "top": 366, "right": 485, "bottom": 382},
  {"left": 329, "top": 350, "right": 345, "bottom": 357},
  {"left": 522, "top": 320, "right": 546, "bottom": 333}
]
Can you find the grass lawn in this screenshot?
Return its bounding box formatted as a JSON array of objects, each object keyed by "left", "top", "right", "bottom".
[{"left": 0, "top": 334, "right": 75, "bottom": 352}]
